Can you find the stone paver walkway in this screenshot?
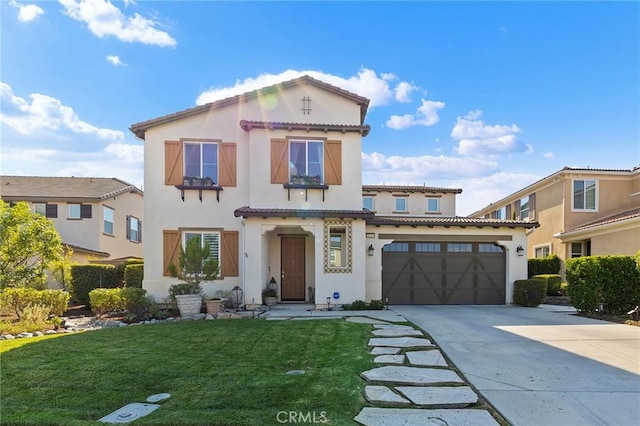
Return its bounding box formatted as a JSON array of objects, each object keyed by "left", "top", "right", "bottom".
[{"left": 355, "top": 318, "right": 499, "bottom": 425}]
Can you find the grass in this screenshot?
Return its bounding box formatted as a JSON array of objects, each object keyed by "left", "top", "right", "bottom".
[{"left": 0, "top": 319, "right": 374, "bottom": 425}]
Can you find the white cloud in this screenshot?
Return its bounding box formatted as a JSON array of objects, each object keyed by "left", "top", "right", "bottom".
[
  {"left": 386, "top": 99, "right": 445, "bottom": 129},
  {"left": 105, "top": 55, "right": 126, "bottom": 66},
  {"left": 9, "top": 1, "right": 44, "bottom": 22},
  {"left": 195, "top": 68, "right": 415, "bottom": 108},
  {"left": 59, "top": 0, "right": 176, "bottom": 47},
  {"left": 0, "top": 82, "right": 124, "bottom": 141},
  {"left": 451, "top": 110, "right": 529, "bottom": 156},
  {"left": 543, "top": 151, "right": 555, "bottom": 159},
  {"left": 394, "top": 81, "right": 418, "bottom": 103},
  {"left": 362, "top": 151, "right": 498, "bottom": 182}
]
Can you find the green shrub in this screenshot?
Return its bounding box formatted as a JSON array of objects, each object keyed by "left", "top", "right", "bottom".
[
  {"left": 513, "top": 279, "right": 547, "bottom": 307},
  {"left": 533, "top": 274, "right": 563, "bottom": 296},
  {"left": 559, "top": 282, "right": 569, "bottom": 296},
  {"left": 19, "top": 304, "right": 49, "bottom": 323},
  {"left": 367, "top": 299, "right": 386, "bottom": 310},
  {"left": 341, "top": 299, "right": 385, "bottom": 310},
  {"left": 124, "top": 264, "right": 144, "bottom": 288},
  {"left": 70, "top": 265, "right": 118, "bottom": 306},
  {"left": 0, "top": 288, "right": 70, "bottom": 318},
  {"left": 88, "top": 288, "right": 123, "bottom": 316},
  {"left": 121, "top": 287, "right": 151, "bottom": 317},
  {"left": 528, "top": 255, "right": 561, "bottom": 278},
  {"left": 566, "top": 255, "right": 640, "bottom": 314}
]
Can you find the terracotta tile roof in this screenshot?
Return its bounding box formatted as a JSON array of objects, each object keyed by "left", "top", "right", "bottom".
[
  {"left": 363, "top": 185, "right": 462, "bottom": 194},
  {"left": 130, "top": 75, "right": 371, "bottom": 140},
  {"left": 239, "top": 120, "right": 371, "bottom": 136},
  {"left": 62, "top": 243, "right": 110, "bottom": 258},
  {"left": 368, "top": 215, "right": 538, "bottom": 229},
  {"left": 559, "top": 207, "right": 640, "bottom": 235},
  {"left": 234, "top": 206, "right": 374, "bottom": 219},
  {"left": 0, "top": 176, "right": 143, "bottom": 200}
]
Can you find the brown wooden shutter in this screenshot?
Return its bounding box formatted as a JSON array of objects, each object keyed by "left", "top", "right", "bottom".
[
  {"left": 505, "top": 204, "right": 512, "bottom": 220},
  {"left": 270, "top": 139, "right": 289, "bottom": 183},
  {"left": 221, "top": 231, "right": 239, "bottom": 277},
  {"left": 165, "top": 141, "right": 183, "bottom": 185},
  {"left": 529, "top": 193, "right": 536, "bottom": 220},
  {"left": 514, "top": 200, "right": 521, "bottom": 220},
  {"left": 324, "top": 140, "right": 342, "bottom": 185},
  {"left": 219, "top": 143, "right": 237, "bottom": 187},
  {"left": 80, "top": 204, "right": 92, "bottom": 219},
  {"left": 46, "top": 204, "right": 58, "bottom": 218},
  {"left": 163, "top": 230, "right": 181, "bottom": 276}
]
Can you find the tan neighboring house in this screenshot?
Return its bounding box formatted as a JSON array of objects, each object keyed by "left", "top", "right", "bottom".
[
  {"left": 0, "top": 176, "right": 144, "bottom": 269},
  {"left": 470, "top": 167, "right": 640, "bottom": 268},
  {"left": 130, "top": 75, "right": 534, "bottom": 307}
]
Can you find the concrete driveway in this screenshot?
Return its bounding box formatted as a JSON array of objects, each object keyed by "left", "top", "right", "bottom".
[{"left": 391, "top": 305, "right": 640, "bottom": 426}]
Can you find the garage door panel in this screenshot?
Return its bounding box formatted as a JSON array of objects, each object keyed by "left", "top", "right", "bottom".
[{"left": 382, "top": 242, "right": 505, "bottom": 305}]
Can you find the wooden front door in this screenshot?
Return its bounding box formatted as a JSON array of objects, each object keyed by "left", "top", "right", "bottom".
[{"left": 281, "top": 237, "right": 305, "bottom": 301}]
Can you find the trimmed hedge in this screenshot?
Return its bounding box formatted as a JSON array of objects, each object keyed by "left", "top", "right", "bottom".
[
  {"left": 532, "top": 274, "right": 563, "bottom": 296},
  {"left": 121, "top": 287, "right": 151, "bottom": 317},
  {"left": 513, "top": 279, "right": 547, "bottom": 307},
  {"left": 124, "top": 264, "right": 144, "bottom": 288},
  {"left": 0, "top": 288, "right": 70, "bottom": 318},
  {"left": 341, "top": 300, "right": 385, "bottom": 310},
  {"left": 70, "top": 265, "right": 118, "bottom": 306},
  {"left": 528, "top": 255, "right": 561, "bottom": 278},
  {"left": 89, "top": 288, "right": 123, "bottom": 316},
  {"left": 115, "top": 259, "right": 144, "bottom": 286},
  {"left": 566, "top": 255, "right": 640, "bottom": 314}
]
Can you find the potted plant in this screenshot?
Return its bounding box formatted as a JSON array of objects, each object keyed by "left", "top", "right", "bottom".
[
  {"left": 262, "top": 277, "right": 278, "bottom": 305},
  {"left": 168, "top": 237, "right": 219, "bottom": 317},
  {"left": 205, "top": 297, "right": 223, "bottom": 314}
]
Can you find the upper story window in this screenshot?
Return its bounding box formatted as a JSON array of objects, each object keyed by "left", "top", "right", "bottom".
[
  {"left": 290, "top": 140, "right": 323, "bottom": 184},
  {"left": 33, "top": 203, "right": 46, "bottom": 216},
  {"left": 127, "top": 215, "right": 141, "bottom": 243},
  {"left": 68, "top": 203, "right": 91, "bottom": 220},
  {"left": 573, "top": 179, "right": 597, "bottom": 211},
  {"left": 493, "top": 206, "right": 506, "bottom": 219},
  {"left": 103, "top": 206, "right": 114, "bottom": 235},
  {"left": 363, "top": 196, "right": 374, "bottom": 211},
  {"left": 426, "top": 197, "right": 439, "bottom": 213},
  {"left": 394, "top": 197, "right": 408, "bottom": 212},
  {"left": 184, "top": 142, "right": 218, "bottom": 182},
  {"left": 520, "top": 196, "right": 530, "bottom": 221},
  {"left": 69, "top": 204, "right": 81, "bottom": 219}
]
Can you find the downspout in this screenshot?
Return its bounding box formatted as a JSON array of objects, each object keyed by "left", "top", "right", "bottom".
[{"left": 241, "top": 218, "right": 246, "bottom": 305}]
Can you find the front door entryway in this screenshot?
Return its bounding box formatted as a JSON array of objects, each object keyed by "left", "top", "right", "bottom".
[{"left": 281, "top": 237, "right": 305, "bottom": 301}]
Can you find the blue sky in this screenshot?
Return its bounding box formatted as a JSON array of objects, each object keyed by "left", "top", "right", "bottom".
[{"left": 1, "top": 0, "right": 638, "bottom": 215}]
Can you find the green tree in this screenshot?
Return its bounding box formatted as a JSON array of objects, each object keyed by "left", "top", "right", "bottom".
[
  {"left": 168, "top": 237, "right": 219, "bottom": 294},
  {"left": 49, "top": 245, "right": 78, "bottom": 292},
  {"left": 0, "top": 201, "right": 63, "bottom": 289}
]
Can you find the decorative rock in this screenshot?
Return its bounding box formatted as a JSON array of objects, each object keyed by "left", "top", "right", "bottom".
[
  {"left": 17, "top": 332, "right": 34, "bottom": 338},
  {"left": 406, "top": 350, "right": 448, "bottom": 367},
  {"left": 34, "top": 331, "right": 43, "bottom": 337},
  {"left": 146, "top": 393, "right": 171, "bottom": 403},
  {"left": 395, "top": 386, "right": 479, "bottom": 407},
  {"left": 361, "top": 366, "right": 463, "bottom": 385},
  {"left": 205, "top": 314, "right": 215, "bottom": 320},
  {"left": 103, "top": 320, "right": 122, "bottom": 328},
  {"left": 193, "top": 313, "right": 206, "bottom": 320},
  {"left": 217, "top": 313, "right": 242, "bottom": 320},
  {"left": 45, "top": 330, "right": 57, "bottom": 335},
  {"left": 369, "top": 337, "right": 433, "bottom": 348},
  {"left": 370, "top": 347, "right": 401, "bottom": 355},
  {"left": 372, "top": 328, "right": 423, "bottom": 337},
  {"left": 365, "top": 386, "right": 410, "bottom": 405},
  {"left": 346, "top": 317, "right": 390, "bottom": 324},
  {"left": 1, "top": 334, "right": 15, "bottom": 340},
  {"left": 354, "top": 407, "right": 499, "bottom": 426},
  {"left": 374, "top": 355, "right": 405, "bottom": 364},
  {"left": 286, "top": 370, "right": 305, "bottom": 375}
]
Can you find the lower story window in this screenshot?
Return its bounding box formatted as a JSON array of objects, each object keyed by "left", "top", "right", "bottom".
[
  {"left": 535, "top": 245, "right": 551, "bottom": 258},
  {"left": 127, "top": 215, "right": 142, "bottom": 243},
  {"left": 184, "top": 232, "right": 220, "bottom": 263},
  {"left": 570, "top": 240, "right": 591, "bottom": 258},
  {"left": 324, "top": 220, "right": 352, "bottom": 273}
]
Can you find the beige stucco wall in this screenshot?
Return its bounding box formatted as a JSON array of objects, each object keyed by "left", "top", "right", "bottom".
[
  {"left": 590, "top": 227, "right": 640, "bottom": 256},
  {"left": 525, "top": 179, "right": 565, "bottom": 260},
  {"left": 364, "top": 226, "right": 529, "bottom": 304},
  {"left": 363, "top": 192, "right": 456, "bottom": 216}
]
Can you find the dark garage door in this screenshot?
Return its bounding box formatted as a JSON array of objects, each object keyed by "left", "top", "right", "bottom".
[{"left": 382, "top": 242, "right": 506, "bottom": 304}]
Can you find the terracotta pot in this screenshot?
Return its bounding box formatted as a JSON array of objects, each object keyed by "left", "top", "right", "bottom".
[
  {"left": 175, "top": 294, "right": 203, "bottom": 317},
  {"left": 205, "top": 299, "right": 223, "bottom": 314},
  {"left": 264, "top": 296, "right": 277, "bottom": 306}
]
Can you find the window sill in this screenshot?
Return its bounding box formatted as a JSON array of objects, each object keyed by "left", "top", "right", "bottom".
[
  {"left": 174, "top": 184, "right": 224, "bottom": 202},
  {"left": 425, "top": 211, "right": 442, "bottom": 215},
  {"left": 392, "top": 211, "right": 410, "bottom": 214},
  {"left": 102, "top": 232, "right": 115, "bottom": 238},
  {"left": 283, "top": 183, "right": 329, "bottom": 201}
]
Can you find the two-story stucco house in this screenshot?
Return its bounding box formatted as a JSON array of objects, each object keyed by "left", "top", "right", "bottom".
[
  {"left": 0, "top": 176, "right": 144, "bottom": 266},
  {"left": 131, "top": 76, "right": 534, "bottom": 307},
  {"left": 470, "top": 167, "right": 640, "bottom": 268}
]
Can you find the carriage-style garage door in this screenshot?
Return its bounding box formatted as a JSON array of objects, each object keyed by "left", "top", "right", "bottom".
[{"left": 382, "top": 242, "right": 506, "bottom": 304}]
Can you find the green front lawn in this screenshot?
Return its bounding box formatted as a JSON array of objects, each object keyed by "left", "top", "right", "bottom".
[{"left": 1, "top": 319, "right": 374, "bottom": 425}]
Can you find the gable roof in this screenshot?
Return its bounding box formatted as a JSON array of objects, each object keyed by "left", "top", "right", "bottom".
[
  {"left": 0, "top": 176, "right": 143, "bottom": 201},
  {"left": 130, "top": 75, "right": 371, "bottom": 140},
  {"left": 368, "top": 215, "right": 538, "bottom": 229},
  {"left": 363, "top": 185, "right": 462, "bottom": 194},
  {"left": 557, "top": 207, "right": 640, "bottom": 238}
]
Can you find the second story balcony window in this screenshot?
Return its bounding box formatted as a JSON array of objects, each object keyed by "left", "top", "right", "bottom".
[
  {"left": 184, "top": 142, "right": 218, "bottom": 184},
  {"left": 289, "top": 140, "right": 323, "bottom": 184}
]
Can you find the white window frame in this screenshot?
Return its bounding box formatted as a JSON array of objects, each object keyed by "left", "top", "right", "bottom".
[
  {"left": 534, "top": 244, "right": 551, "bottom": 258},
  {"left": 68, "top": 203, "right": 81, "bottom": 219},
  {"left": 128, "top": 216, "right": 141, "bottom": 243},
  {"left": 394, "top": 197, "right": 408, "bottom": 212},
  {"left": 289, "top": 139, "right": 324, "bottom": 184},
  {"left": 570, "top": 242, "right": 583, "bottom": 258},
  {"left": 363, "top": 196, "right": 375, "bottom": 211},
  {"left": 183, "top": 231, "right": 221, "bottom": 265},
  {"left": 103, "top": 206, "right": 114, "bottom": 236},
  {"left": 324, "top": 220, "right": 352, "bottom": 273},
  {"left": 33, "top": 203, "right": 46, "bottom": 216},
  {"left": 183, "top": 141, "right": 219, "bottom": 182},
  {"left": 520, "top": 195, "right": 530, "bottom": 221},
  {"left": 426, "top": 197, "right": 440, "bottom": 213},
  {"left": 572, "top": 179, "right": 598, "bottom": 212}
]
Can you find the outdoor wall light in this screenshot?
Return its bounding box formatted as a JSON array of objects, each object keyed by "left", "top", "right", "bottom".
[
  {"left": 368, "top": 244, "right": 374, "bottom": 256},
  {"left": 516, "top": 245, "right": 525, "bottom": 256}
]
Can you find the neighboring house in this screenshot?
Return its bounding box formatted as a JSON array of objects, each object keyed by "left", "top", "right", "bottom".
[
  {"left": 470, "top": 167, "right": 640, "bottom": 268},
  {"left": 130, "top": 75, "right": 534, "bottom": 307},
  {"left": 0, "top": 176, "right": 144, "bottom": 268}
]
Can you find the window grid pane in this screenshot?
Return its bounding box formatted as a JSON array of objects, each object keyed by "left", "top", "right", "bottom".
[
  {"left": 415, "top": 243, "right": 440, "bottom": 252},
  {"left": 363, "top": 197, "right": 374, "bottom": 211},
  {"left": 184, "top": 144, "right": 201, "bottom": 177},
  {"left": 33, "top": 203, "right": 46, "bottom": 216},
  {"left": 447, "top": 243, "right": 472, "bottom": 253},
  {"left": 395, "top": 197, "right": 407, "bottom": 211},
  {"left": 478, "top": 244, "right": 503, "bottom": 253},
  {"left": 427, "top": 198, "right": 439, "bottom": 212},
  {"left": 69, "top": 204, "right": 80, "bottom": 219},
  {"left": 383, "top": 243, "right": 409, "bottom": 252}
]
